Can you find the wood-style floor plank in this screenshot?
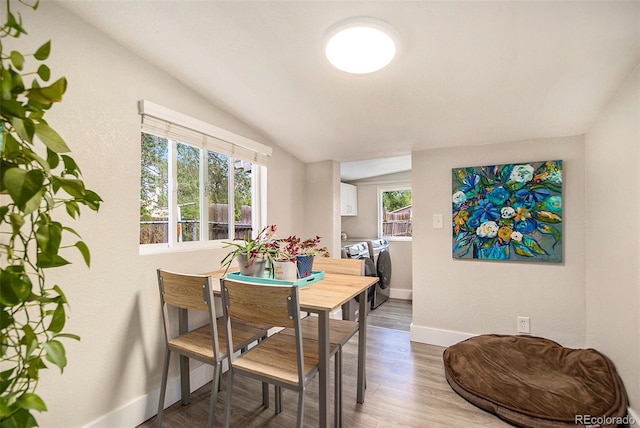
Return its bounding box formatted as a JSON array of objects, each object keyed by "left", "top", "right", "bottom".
[{"left": 139, "top": 299, "right": 509, "bottom": 427}]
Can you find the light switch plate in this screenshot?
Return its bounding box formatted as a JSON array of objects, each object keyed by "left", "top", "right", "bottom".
[{"left": 433, "top": 214, "right": 443, "bottom": 229}]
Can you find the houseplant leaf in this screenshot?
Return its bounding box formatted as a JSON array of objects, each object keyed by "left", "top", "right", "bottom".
[
  {"left": 37, "top": 64, "right": 50, "bottom": 81},
  {"left": 9, "top": 51, "right": 24, "bottom": 70},
  {"left": 47, "top": 304, "right": 66, "bottom": 334},
  {"left": 26, "top": 77, "right": 67, "bottom": 106},
  {"left": 74, "top": 241, "right": 91, "bottom": 267},
  {"left": 43, "top": 340, "right": 67, "bottom": 371},
  {"left": 16, "top": 393, "right": 47, "bottom": 412},
  {"left": 34, "top": 41, "right": 51, "bottom": 61},
  {"left": 34, "top": 122, "right": 70, "bottom": 153},
  {"left": 3, "top": 168, "right": 44, "bottom": 211},
  {"left": 0, "top": 268, "right": 32, "bottom": 306},
  {"left": 36, "top": 253, "right": 70, "bottom": 269}
]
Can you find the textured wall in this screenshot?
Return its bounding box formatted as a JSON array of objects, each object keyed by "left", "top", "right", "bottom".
[
  {"left": 411, "top": 136, "right": 586, "bottom": 348},
  {"left": 585, "top": 65, "right": 639, "bottom": 412}
]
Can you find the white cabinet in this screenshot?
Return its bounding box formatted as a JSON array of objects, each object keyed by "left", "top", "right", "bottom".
[{"left": 341, "top": 183, "right": 358, "bottom": 216}]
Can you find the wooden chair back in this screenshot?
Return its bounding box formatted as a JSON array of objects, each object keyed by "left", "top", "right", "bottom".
[
  {"left": 157, "top": 269, "right": 219, "bottom": 356},
  {"left": 158, "top": 269, "right": 213, "bottom": 312},
  {"left": 313, "top": 257, "right": 364, "bottom": 276},
  {"left": 221, "top": 279, "right": 299, "bottom": 329}
]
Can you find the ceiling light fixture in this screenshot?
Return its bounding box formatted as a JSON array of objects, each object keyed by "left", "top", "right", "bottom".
[{"left": 325, "top": 17, "right": 400, "bottom": 74}]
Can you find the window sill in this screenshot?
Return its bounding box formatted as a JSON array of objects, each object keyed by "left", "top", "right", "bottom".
[
  {"left": 139, "top": 240, "right": 227, "bottom": 256},
  {"left": 381, "top": 236, "right": 412, "bottom": 242}
]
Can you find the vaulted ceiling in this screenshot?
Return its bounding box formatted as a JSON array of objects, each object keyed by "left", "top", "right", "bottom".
[{"left": 60, "top": 1, "right": 639, "bottom": 178}]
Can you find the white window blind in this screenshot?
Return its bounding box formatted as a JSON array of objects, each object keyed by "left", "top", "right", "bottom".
[{"left": 138, "top": 100, "right": 272, "bottom": 165}]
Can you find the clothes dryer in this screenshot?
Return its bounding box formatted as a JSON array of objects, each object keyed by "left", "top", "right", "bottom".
[
  {"left": 340, "top": 241, "right": 377, "bottom": 320},
  {"left": 367, "top": 238, "right": 392, "bottom": 309}
]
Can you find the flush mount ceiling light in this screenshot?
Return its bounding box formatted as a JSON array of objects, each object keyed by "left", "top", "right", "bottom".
[{"left": 325, "top": 17, "right": 400, "bottom": 74}]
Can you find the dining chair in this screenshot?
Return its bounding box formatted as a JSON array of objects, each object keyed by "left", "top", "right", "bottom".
[
  {"left": 220, "top": 279, "right": 340, "bottom": 428},
  {"left": 313, "top": 257, "right": 364, "bottom": 276},
  {"left": 156, "top": 269, "right": 269, "bottom": 428},
  {"left": 292, "top": 257, "right": 364, "bottom": 426}
]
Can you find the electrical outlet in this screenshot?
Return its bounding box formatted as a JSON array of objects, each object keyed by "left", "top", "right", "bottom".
[{"left": 517, "top": 316, "right": 530, "bottom": 334}]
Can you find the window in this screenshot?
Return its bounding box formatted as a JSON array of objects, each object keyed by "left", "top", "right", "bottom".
[
  {"left": 138, "top": 101, "right": 271, "bottom": 251},
  {"left": 379, "top": 186, "right": 412, "bottom": 238}
]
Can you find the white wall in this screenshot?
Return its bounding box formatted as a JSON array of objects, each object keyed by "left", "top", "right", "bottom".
[
  {"left": 585, "top": 65, "right": 639, "bottom": 412},
  {"left": 305, "top": 161, "right": 342, "bottom": 256},
  {"left": 10, "top": 3, "right": 306, "bottom": 427},
  {"left": 267, "top": 145, "right": 307, "bottom": 237},
  {"left": 411, "top": 136, "right": 586, "bottom": 348}
]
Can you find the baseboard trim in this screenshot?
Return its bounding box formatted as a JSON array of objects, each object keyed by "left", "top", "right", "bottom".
[
  {"left": 82, "top": 363, "right": 214, "bottom": 428},
  {"left": 409, "top": 324, "right": 475, "bottom": 347},
  {"left": 389, "top": 288, "right": 412, "bottom": 300}
]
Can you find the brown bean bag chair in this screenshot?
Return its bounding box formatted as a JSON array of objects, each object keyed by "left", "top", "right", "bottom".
[{"left": 443, "top": 334, "right": 629, "bottom": 428}]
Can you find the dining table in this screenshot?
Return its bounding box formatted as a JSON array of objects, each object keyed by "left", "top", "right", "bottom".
[{"left": 178, "top": 269, "right": 378, "bottom": 428}]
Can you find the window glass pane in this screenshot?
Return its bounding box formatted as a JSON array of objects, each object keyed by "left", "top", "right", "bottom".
[
  {"left": 382, "top": 189, "right": 412, "bottom": 237},
  {"left": 140, "top": 133, "right": 169, "bottom": 244},
  {"left": 176, "top": 142, "right": 201, "bottom": 242},
  {"left": 234, "top": 160, "right": 254, "bottom": 239},
  {"left": 207, "top": 151, "right": 229, "bottom": 240}
]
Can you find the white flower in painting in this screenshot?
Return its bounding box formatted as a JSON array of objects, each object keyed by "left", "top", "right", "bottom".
[
  {"left": 510, "top": 164, "right": 535, "bottom": 183},
  {"left": 547, "top": 171, "right": 562, "bottom": 184},
  {"left": 511, "top": 231, "right": 523, "bottom": 242},
  {"left": 501, "top": 206, "right": 515, "bottom": 219},
  {"left": 452, "top": 191, "right": 467, "bottom": 205},
  {"left": 476, "top": 221, "right": 498, "bottom": 238}
]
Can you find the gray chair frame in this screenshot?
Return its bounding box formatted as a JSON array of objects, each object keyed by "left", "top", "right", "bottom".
[
  {"left": 221, "top": 279, "right": 331, "bottom": 428},
  {"left": 156, "top": 269, "right": 267, "bottom": 428}
]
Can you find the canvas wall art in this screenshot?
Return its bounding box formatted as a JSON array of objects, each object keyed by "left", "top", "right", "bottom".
[{"left": 452, "top": 160, "right": 563, "bottom": 262}]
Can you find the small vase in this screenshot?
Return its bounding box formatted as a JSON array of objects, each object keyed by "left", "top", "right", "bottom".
[
  {"left": 475, "top": 243, "right": 510, "bottom": 260},
  {"left": 296, "top": 255, "right": 314, "bottom": 279},
  {"left": 273, "top": 260, "right": 297, "bottom": 281},
  {"left": 237, "top": 253, "right": 267, "bottom": 277}
]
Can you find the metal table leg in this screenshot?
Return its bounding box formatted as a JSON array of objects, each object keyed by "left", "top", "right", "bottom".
[{"left": 357, "top": 289, "right": 367, "bottom": 403}]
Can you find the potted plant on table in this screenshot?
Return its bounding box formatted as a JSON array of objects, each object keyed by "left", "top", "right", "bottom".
[
  {"left": 271, "top": 243, "right": 298, "bottom": 281},
  {"left": 278, "top": 235, "right": 330, "bottom": 278},
  {"left": 220, "top": 225, "right": 277, "bottom": 277}
]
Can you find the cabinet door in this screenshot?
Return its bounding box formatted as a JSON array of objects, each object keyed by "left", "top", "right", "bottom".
[{"left": 341, "top": 183, "right": 358, "bottom": 216}]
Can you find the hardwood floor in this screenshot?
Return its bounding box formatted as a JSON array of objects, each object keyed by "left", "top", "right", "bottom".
[
  {"left": 139, "top": 299, "right": 509, "bottom": 427},
  {"left": 367, "top": 298, "right": 412, "bottom": 331}
]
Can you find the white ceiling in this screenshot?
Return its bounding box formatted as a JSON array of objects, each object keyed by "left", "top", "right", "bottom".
[{"left": 59, "top": 1, "right": 639, "bottom": 180}]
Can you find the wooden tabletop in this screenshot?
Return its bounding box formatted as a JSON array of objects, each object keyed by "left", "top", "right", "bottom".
[{"left": 203, "top": 270, "right": 378, "bottom": 312}]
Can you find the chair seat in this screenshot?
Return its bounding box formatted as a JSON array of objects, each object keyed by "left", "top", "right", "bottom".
[
  {"left": 279, "top": 317, "right": 358, "bottom": 355},
  {"left": 169, "top": 319, "right": 267, "bottom": 362},
  {"left": 232, "top": 333, "right": 323, "bottom": 387},
  {"left": 295, "top": 316, "right": 359, "bottom": 347}
]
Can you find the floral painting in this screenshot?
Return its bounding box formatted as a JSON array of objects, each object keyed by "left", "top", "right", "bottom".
[{"left": 452, "top": 160, "right": 563, "bottom": 262}]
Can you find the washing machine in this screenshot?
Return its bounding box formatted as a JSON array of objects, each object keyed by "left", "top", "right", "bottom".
[
  {"left": 367, "top": 238, "right": 391, "bottom": 309},
  {"left": 340, "top": 241, "right": 377, "bottom": 321}
]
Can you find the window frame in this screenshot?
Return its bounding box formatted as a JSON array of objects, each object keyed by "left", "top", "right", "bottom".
[
  {"left": 138, "top": 101, "right": 270, "bottom": 255},
  {"left": 377, "top": 184, "right": 413, "bottom": 241}
]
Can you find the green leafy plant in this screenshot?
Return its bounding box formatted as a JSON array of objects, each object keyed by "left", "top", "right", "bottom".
[
  {"left": 220, "top": 224, "right": 278, "bottom": 274},
  {"left": 1, "top": 1, "right": 102, "bottom": 426}
]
